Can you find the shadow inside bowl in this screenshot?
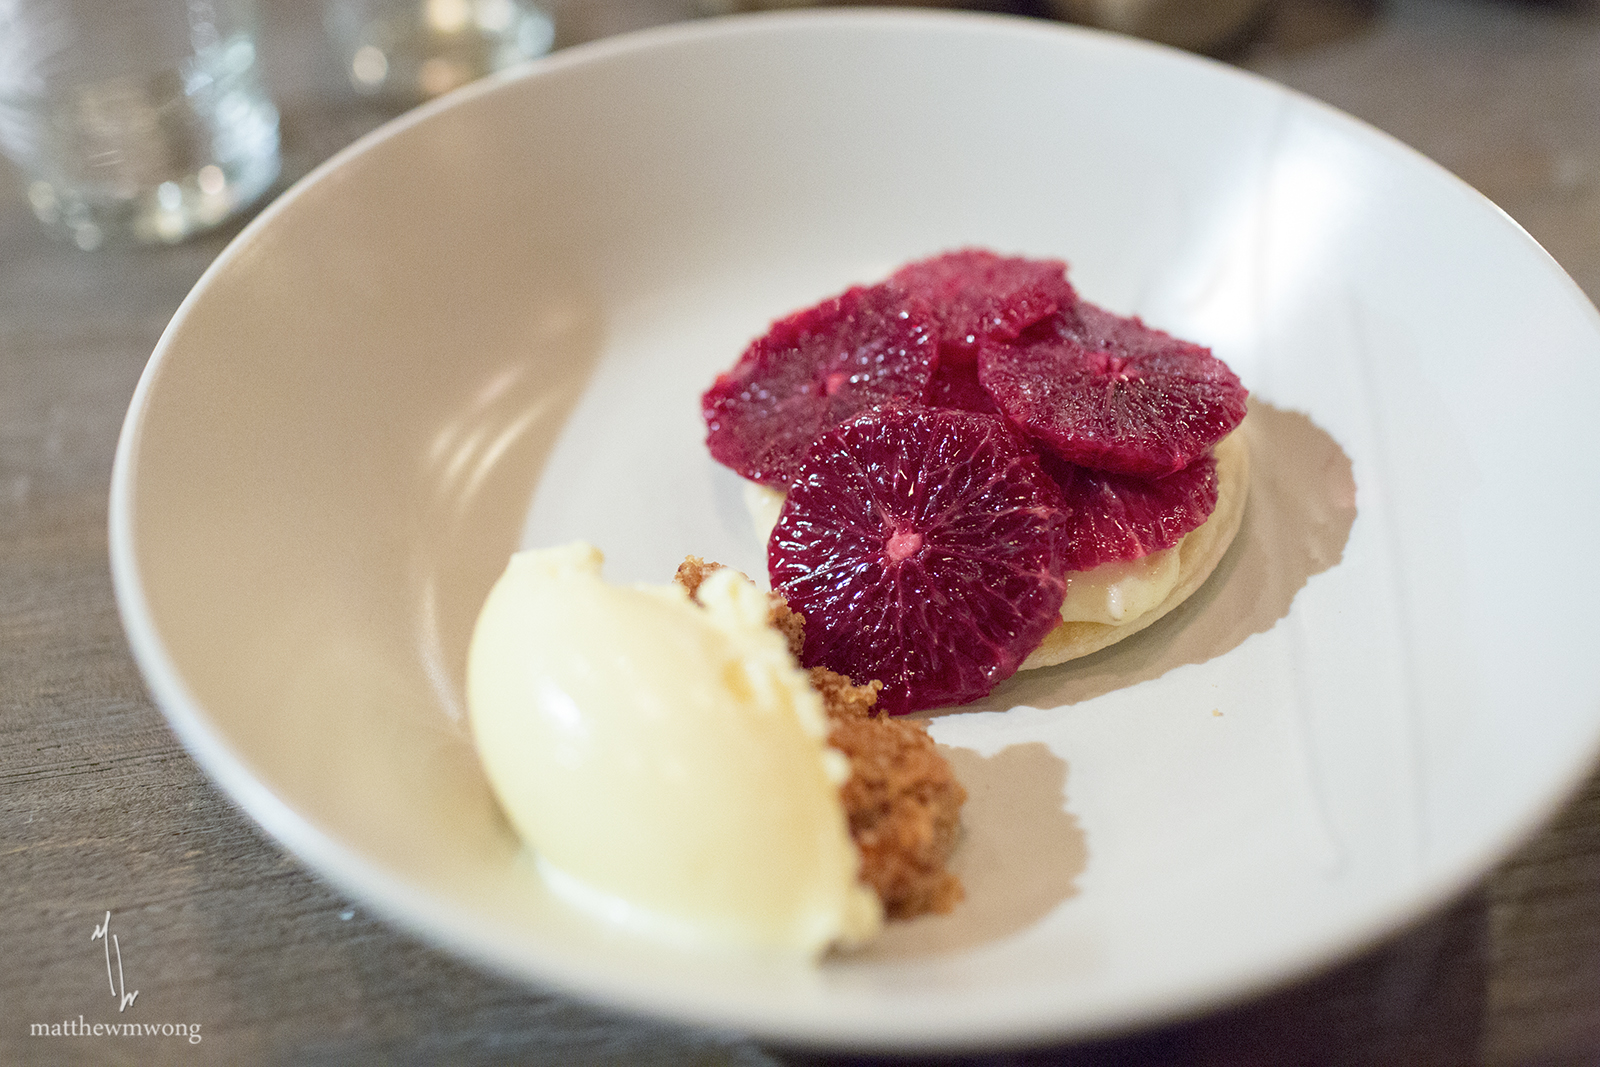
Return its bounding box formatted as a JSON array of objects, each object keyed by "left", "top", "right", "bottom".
[
  {"left": 849, "top": 741, "right": 1086, "bottom": 960},
  {"left": 967, "top": 398, "right": 1357, "bottom": 713}
]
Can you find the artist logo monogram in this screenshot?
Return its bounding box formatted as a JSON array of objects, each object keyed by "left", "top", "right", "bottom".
[
  {"left": 27, "top": 910, "right": 202, "bottom": 1043},
  {"left": 91, "top": 911, "right": 139, "bottom": 1012}
]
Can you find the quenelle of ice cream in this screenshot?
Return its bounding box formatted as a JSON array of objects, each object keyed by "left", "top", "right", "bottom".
[{"left": 466, "top": 542, "right": 884, "bottom": 957}]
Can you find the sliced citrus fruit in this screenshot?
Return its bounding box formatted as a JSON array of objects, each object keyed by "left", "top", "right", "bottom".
[
  {"left": 703, "top": 284, "right": 940, "bottom": 488},
  {"left": 770, "top": 406, "right": 1070, "bottom": 714},
  {"left": 979, "top": 302, "right": 1247, "bottom": 476}
]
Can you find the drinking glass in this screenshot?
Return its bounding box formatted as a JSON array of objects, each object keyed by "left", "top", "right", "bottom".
[
  {"left": 324, "top": 0, "right": 555, "bottom": 104},
  {"left": 0, "top": 0, "right": 281, "bottom": 249}
]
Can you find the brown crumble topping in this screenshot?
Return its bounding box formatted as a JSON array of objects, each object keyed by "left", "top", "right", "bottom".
[{"left": 675, "top": 555, "right": 805, "bottom": 659}]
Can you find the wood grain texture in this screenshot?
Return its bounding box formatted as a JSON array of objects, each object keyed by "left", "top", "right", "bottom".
[{"left": 4, "top": 0, "right": 1599, "bottom": 1063}]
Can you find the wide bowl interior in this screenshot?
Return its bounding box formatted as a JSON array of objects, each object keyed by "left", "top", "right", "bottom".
[{"left": 111, "top": 10, "right": 1600, "bottom": 1049}]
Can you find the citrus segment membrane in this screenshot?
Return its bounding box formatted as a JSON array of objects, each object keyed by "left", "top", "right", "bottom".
[{"left": 770, "top": 407, "right": 1070, "bottom": 715}]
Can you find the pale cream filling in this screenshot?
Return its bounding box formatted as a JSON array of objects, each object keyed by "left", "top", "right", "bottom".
[{"left": 1057, "top": 541, "right": 1183, "bottom": 625}]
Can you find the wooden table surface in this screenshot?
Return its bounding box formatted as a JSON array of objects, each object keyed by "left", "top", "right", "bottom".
[{"left": 5, "top": 0, "right": 1600, "bottom": 1063}]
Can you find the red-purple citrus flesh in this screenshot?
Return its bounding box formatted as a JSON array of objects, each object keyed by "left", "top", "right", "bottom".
[
  {"left": 770, "top": 406, "right": 1070, "bottom": 714},
  {"left": 702, "top": 284, "right": 939, "bottom": 488},
  {"left": 1042, "top": 450, "right": 1219, "bottom": 572},
  {"left": 978, "top": 302, "right": 1247, "bottom": 477},
  {"left": 888, "top": 249, "right": 1076, "bottom": 361}
]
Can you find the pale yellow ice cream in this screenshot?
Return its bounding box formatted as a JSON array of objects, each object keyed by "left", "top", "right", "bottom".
[{"left": 466, "top": 543, "right": 883, "bottom": 957}]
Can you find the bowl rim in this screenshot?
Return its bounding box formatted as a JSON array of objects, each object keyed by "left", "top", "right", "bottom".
[{"left": 108, "top": 6, "right": 1600, "bottom": 1051}]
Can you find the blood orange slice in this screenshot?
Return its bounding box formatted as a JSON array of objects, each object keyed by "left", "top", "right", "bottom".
[
  {"left": 924, "top": 357, "right": 1001, "bottom": 414},
  {"left": 979, "top": 302, "right": 1247, "bottom": 477},
  {"left": 1042, "top": 450, "right": 1219, "bottom": 572},
  {"left": 702, "top": 285, "right": 939, "bottom": 488},
  {"left": 770, "top": 406, "right": 1070, "bottom": 715},
  {"left": 889, "top": 249, "right": 1075, "bottom": 361}
]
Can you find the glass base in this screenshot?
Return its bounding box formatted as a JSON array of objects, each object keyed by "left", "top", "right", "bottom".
[
  {"left": 26, "top": 143, "right": 280, "bottom": 250},
  {"left": 327, "top": 0, "right": 556, "bottom": 103}
]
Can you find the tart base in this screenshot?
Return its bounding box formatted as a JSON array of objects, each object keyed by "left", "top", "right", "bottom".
[{"left": 1018, "top": 424, "right": 1251, "bottom": 670}]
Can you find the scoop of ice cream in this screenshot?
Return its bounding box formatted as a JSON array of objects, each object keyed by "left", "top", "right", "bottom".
[{"left": 467, "top": 542, "right": 883, "bottom": 956}]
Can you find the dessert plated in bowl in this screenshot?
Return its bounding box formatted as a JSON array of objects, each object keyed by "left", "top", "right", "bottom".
[
  {"left": 703, "top": 249, "right": 1252, "bottom": 714},
  {"left": 109, "top": 8, "right": 1600, "bottom": 1051}
]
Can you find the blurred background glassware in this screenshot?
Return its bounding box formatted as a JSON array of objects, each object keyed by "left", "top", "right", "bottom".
[
  {"left": 691, "top": 0, "right": 1272, "bottom": 53},
  {"left": 324, "top": 0, "right": 556, "bottom": 104},
  {"left": 0, "top": 0, "right": 281, "bottom": 250},
  {"left": 1046, "top": 0, "right": 1275, "bottom": 52},
  {"left": 691, "top": 0, "right": 963, "bottom": 15}
]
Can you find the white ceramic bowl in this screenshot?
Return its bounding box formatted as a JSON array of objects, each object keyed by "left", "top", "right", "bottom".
[{"left": 110, "top": 9, "right": 1600, "bottom": 1050}]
